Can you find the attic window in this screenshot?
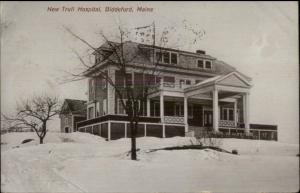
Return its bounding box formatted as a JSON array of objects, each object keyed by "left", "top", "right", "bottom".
[
  {"left": 156, "top": 51, "right": 178, "bottom": 65},
  {"left": 170, "top": 53, "right": 178, "bottom": 64},
  {"left": 197, "top": 60, "right": 204, "bottom": 68},
  {"left": 205, "top": 61, "right": 212, "bottom": 69},
  {"left": 163, "top": 52, "right": 170, "bottom": 63},
  {"left": 197, "top": 59, "right": 212, "bottom": 70}
]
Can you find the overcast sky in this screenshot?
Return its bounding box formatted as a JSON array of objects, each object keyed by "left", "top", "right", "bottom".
[{"left": 1, "top": 1, "right": 298, "bottom": 143}]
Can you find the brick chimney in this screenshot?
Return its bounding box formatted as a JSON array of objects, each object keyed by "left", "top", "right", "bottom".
[{"left": 196, "top": 50, "right": 206, "bottom": 55}]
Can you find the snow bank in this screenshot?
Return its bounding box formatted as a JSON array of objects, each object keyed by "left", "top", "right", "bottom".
[
  {"left": 1, "top": 133, "right": 299, "bottom": 192},
  {"left": 1, "top": 132, "right": 105, "bottom": 151}
]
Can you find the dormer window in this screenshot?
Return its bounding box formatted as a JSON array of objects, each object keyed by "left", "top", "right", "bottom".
[
  {"left": 156, "top": 51, "right": 178, "bottom": 65},
  {"left": 197, "top": 59, "right": 212, "bottom": 70},
  {"left": 205, "top": 61, "right": 212, "bottom": 69},
  {"left": 170, "top": 53, "right": 178, "bottom": 64},
  {"left": 163, "top": 52, "right": 170, "bottom": 63},
  {"left": 197, "top": 60, "right": 204, "bottom": 68}
]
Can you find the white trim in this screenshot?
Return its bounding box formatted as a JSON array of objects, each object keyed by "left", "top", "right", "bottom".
[
  {"left": 108, "top": 121, "right": 111, "bottom": 140},
  {"left": 77, "top": 120, "right": 184, "bottom": 130}
]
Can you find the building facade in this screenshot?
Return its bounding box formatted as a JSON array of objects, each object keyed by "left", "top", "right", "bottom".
[
  {"left": 60, "top": 99, "right": 87, "bottom": 133},
  {"left": 75, "top": 41, "right": 277, "bottom": 141}
]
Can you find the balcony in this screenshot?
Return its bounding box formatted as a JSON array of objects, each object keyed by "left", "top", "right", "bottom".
[{"left": 148, "top": 82, "right": 192, "bottom": 95}]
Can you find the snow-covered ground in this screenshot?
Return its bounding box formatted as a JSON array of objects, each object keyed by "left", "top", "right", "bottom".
[{"left": 1, "top": 132, "right": 299, "bottom": 192}]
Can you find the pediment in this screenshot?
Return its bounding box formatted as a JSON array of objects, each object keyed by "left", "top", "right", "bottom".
[{"left": 216, "top": 73, "right": 251, "bottom": 88}]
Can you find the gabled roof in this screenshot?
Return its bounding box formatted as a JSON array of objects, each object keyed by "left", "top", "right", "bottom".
[
  {"left": 185, "top": 71, "right": 252, "bottom": 92},
  {"left": 61, "top": 99, "right": 87, "bottom": 116},
  {"left": 87, "top": 41, "right": 251, "bottom": 81}
]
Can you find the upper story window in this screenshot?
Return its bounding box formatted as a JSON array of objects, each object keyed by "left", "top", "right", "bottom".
[
  {"left": 64, "top": 117, "right": 69, "bottom": 126},
  {"left": 197, "top": 59, "right": 212, "bottom": 70},
  {"left": 170, "top": 53, "right": 178, "bottom": 64},
  {"left": 179, "top": 79, "right": 191, "bottom": 88},
  {"left": 88, "top": 79, "right": 95, "bottom": 101},
  {"left": 88, "top": 107, "right": 94, "bottom": 119},
  {"left": 205, "top": 61, "right": 212, "bottom": 69},
  {"left": 156, "top": 51, "right": 178, "bottom": 65},
  {"left": 197, "top": 60, "right": 204, "bottom": 68}
]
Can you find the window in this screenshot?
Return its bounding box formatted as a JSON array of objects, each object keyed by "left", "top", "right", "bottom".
[
  {"left": 205, "top": 61, "right": 212, "bottom": 69},
  {"left": 174, "top": 103, "right": 181, "bottom": 116},
  {"left": 117, "top": 99, "right": 141, "bottom": 115},
  {"left": 103, "top": 99, "right": 107, "bottom": 115},
  {"left": 156, "top": 51, "right": 178, "bottom": 65},
  {"left": 89, "top": 79, "right": 95, "bottom": 101},
  {"left": 197, "top": 60, "right": 213, "bottom": 69},
  {"left": 163, "top": 52, "right": 170, "bottom": 63},
  {"left": 179, "top": 79, "right": 191, "bottom": 88},
  {"left": 88, "top": 107, "right": 94, "bottom": 119},
  {"left": 195, "top": 80, "right": 201, "bottom": 84},
  {"left": 163, "top": 76, "right": 175, "bottom": 87},
  {"left": 222, "top": 108, "right": 234, "bottom": 121},
  {"left": 64, "top": 117, "right": 68, "bottom": 126},
  {"left": 156, "top": 52, "right": 163, "bottom": 62},
  {"left": 171, "top": 53, "right": 178, "bottom": 64},
  {"left": 118, "top": 99, "right": 126, "bottom": 115},
  {"left": 197, "top": 60, "right": 204, "bottom": 68},
  {"left": 126, "top": 73, "right": 133, "bottom": 87},
  {"left": 179, "top": 79, "right": 185, "bottom": 87},
  {"left": 96, "top": 102, "right": 100, "bottom": 117}
]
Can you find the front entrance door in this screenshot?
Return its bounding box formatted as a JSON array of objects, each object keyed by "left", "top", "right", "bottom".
[{"left": 203, "top": 110, "right": 213, "bottom": 127}]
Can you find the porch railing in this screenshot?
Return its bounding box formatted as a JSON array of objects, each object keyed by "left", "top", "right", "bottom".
[
  {"left": 164, "top": 116, "right": 184, "bottom": 124},
  {"left": 219, "top": 120, "right": 236, "bottom": 127}
]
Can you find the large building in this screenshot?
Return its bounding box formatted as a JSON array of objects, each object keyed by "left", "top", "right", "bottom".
[{"left": 73, "top": 41, "right": 277, "bottom": 140}]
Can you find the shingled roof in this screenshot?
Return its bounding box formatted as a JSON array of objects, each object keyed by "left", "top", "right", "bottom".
[{"left": 61, "top": 99, "right": 87, "bottom": 116}]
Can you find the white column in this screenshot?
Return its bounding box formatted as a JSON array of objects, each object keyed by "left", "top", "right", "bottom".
[
  {"left": 160, "top": 93, "right": 164, "bottom": 123},
  {"left": 107, "top": 68, "right": 115, "bottom": 114},
  {"left": 147, "top": 98, "right": 150, "bottom": 117},
  {"left": 244, "top": 93, "right": 250, "bottom": 134},
  {"left": 184, "top": 96, "right": 188, "bottom": 133},
  {"left": 162, "top": 124, "right": 165, "bottom": 138},
  {"left": 108, "top": 121, "right": 111, "bottom": 141},
  {"left": 124, "top": 122, "right": 127, "bottom": 138},
  {"left": 234, "top": 100, "right": 237, "bottom": 127},
  {"left": 213, "top": 88, "right": 219, "bottom": 132}
]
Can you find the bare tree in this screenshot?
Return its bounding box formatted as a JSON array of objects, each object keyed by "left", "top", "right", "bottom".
[
  {"left": 63, "top": 22, "right": 205, "bottom": 160},
  {"left": 3, "top": 95, "right": 61, "bottom": 144}
]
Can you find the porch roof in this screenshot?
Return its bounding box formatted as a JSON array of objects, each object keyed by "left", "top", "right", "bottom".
[{"left": 184, "top": 71, "right": 252, "bottom": 98}]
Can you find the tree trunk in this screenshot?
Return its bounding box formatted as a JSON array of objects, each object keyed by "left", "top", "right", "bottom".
[
  {"left": 39, "top": 137, "right": 44, "bottom": 144},
  {"left": 130, "top": 121, "right": 137, "bottom": 160}
]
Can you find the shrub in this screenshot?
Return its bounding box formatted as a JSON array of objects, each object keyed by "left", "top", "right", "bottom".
[
  {"left": 232, "top": 149, "right": 238, "bottom": 155},
  {"left": 22, "top": 139, "right": 34, "bottom": 144}
]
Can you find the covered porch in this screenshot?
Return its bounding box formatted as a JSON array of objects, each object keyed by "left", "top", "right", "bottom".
[{"left": 147, "top": 72, "right": 252, "bottom": 136}]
